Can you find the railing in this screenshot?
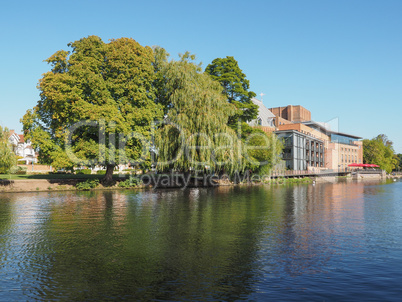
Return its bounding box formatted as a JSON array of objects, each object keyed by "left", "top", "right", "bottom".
[
  {"left": 271, "top": 169, "right": 342, "bottom": 177},
  {"left": 353, "top": 170, "right": 384, "bottom": 175}
]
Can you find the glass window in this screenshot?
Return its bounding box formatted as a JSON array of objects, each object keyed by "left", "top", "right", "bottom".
[{"left": 332, "top": 133, "right": 358, "bottom": 145}]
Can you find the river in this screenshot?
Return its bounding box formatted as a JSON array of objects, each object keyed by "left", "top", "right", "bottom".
[{"left": 1, "top": 179, "right": 402, "bottom": 301}]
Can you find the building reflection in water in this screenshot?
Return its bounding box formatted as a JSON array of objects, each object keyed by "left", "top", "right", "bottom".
[{"left": 262, "top": 181, "right": 379, "bottom": 278}]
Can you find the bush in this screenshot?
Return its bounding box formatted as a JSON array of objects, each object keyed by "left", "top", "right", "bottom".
[
  {"left": 10, "top": 166, "right": 27, "bottom": 175},
  {"left": 96, "top": 170, "right": 106, "bottom": 175},
  {"left": 15, "top": 170, "right": 27, "bottom": 175},
  {"left": 118, "top": 176, "right": 142, "bottom": 188},
  {"left": 78, "top": 169, "right": 92, "bottom": 175},
  {"left": 76, "top": 179, "right": 99, "bottom": 190}
]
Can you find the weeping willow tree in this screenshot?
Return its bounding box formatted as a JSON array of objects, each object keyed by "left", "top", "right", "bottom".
[
  {"left": 154, "top": 48, "right": 245, "bottom": 175},
  {"left": 0, "top": 126, "right": 17, "bottom": 174}
]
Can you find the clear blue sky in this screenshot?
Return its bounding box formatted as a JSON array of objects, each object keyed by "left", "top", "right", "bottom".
[{"left": 1, "top": 0, "right": 401, "bottom": 152}]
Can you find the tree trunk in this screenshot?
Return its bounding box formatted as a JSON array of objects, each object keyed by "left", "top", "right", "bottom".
[{"left": 103, "top": 164, "right": 115, "bottom": 185}]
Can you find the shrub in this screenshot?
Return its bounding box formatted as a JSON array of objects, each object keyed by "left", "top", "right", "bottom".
[
  {"left": 76, "top": 179, "right": 99, "bottom": 190},
  {"left": 10, "top": 166, "right": 27, "bottom": 175},
  {"left": 118, "top": 176, "right": 142, "bottom": 188},
  {"left": 79, "top": 169, "right": 92, "bottom": 175},
  {"left": 50, "top": 171, "right": 67, "bottom": 174},
  {"left": 96, "top": 170, "right": 106, "bottom": 175}
]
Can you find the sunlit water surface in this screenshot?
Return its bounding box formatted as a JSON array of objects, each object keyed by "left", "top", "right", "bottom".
[{"left": 1, "top": 179, "right": 402, "bottom": 301}]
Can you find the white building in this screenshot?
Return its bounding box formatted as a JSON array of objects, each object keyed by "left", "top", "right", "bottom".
[
  {"left": 248, "top": 97, "right": 276, "bottom": 128},
  {"left": 8, "top": 130, "right": 37, "bottom": 164}
]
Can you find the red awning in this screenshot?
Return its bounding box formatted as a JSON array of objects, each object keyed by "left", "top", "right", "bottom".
[
  {"left": 347, "top": 163, "right": 380, "bottom": 168},
  {"left": 348, "top": 163, "right": 362, "bottom": 167}
]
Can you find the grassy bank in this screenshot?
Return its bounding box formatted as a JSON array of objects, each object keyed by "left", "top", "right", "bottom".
[{"left": 0, "top": 173, "right": 130, "bottom": 180}]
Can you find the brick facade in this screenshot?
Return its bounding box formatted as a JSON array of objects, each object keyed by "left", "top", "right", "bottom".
[{"left": 269, "top": 105, "right": 311, "bottom": 124}]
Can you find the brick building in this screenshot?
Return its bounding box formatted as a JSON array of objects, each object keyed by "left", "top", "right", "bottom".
[
  {"left": 302, "top": 121, "right": 363, "bottom": 171},
  {"left": 249, "top": 101, "right": 363, "bottom": 172},
  {"left": 269, "top": 105, "right": 311, "bottom": 126}
]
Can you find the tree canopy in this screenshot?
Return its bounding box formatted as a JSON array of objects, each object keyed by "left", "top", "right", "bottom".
[
  {"left": 22, "top": 36, "right": 162, "bottom": 182},
  {"left": 363, "top": 134, "right": 398, "bottom": 173},
  {"left": 205, "top": 56, "right": 258, "bottom": 124},
  {"left": 153, "top": 49, "right": 282, "bottom": 176},
  {"left": 21, "top": 36, "right": 283, "bottom": 181},
  {"left": 0, "top": 126, "right": 16, "bottom": 174},
  {"left": 239, "top": 123, "right": 283, "bottom": 175},
  {"left": 153, "top": 49, "right": 244, "bottom": 174}
]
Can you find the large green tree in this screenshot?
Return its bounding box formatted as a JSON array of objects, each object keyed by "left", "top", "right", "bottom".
[
  {"left": 22, "top": 36, "right": 162, "bottom": 182},
  {"left": 363, "top": 134, "right": 398, "bottom": 173},
  {"left": 394, "top": 153, "right": 402, "bottom": 172},
  {"left": 153, "top": 49, "right": 244, "bottom": 175},
  {"left": 205, "top": 56, "right": 258, "bottom": 124},
  {"left": 0, "top": 126, "right": 17, "bottom": 174},
  {"left": 240, "top": 123, "right": 283, "bottom": 175}
]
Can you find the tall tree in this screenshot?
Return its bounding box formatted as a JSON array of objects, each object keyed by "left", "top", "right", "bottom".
[
  {"left": 0, "top": 126, "right": 17, "bottom": 174},
  {"left": 394, "top": 154, "right": 402, "bottom": 172},
  {"left": 22, "top": 36, "right": 162, "bottom": 182},
  {"left": 154, "top": 49, "right": 244, "bottom": 175},
  {"left": 363, "top": 134, "right": 397, "bottom": 173},
  {"left": 205, "top": 56, "right": 258, "bottom": 124},
  {"left": 240, "top": 123, "right": 283, "bottom": 175}
]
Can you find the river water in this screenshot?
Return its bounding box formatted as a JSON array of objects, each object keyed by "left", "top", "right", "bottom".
[{"left": 1, "top": 179, "right": 402, "bottom": 301}]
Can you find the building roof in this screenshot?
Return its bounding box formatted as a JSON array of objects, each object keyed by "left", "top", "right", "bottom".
[
  {"left": 302, "top": 120, "right": 362, "bottom": 139},
  {"left": 249, "top": 97, "right": 276, "bottom": 127},
  {"left": 275, "top": 129, "right": 325, "bottom": 142},
  {"left": 251, "top": 98, "right": 276, "bottom": 119}
]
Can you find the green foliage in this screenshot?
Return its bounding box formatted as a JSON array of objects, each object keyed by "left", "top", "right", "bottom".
[
  {"left": 118, "top": 176, "right": 142, "bottom": 188},
  {"left": 240, "top": 123, "right": 283, "bottom": 175},
  {"left": 394, "top": 153, "right": 402, "bottom": 172},
  {"left": 22, "top": 36, "right": 162, "bottom": 177},
  {"left": 76, "top": 169, "right": 91, "bottom": 175},
  {"left": 96, "top": 170, "right": 106, "bottom": 175},
  {"left": 0, "top": 126, "right": 17, "bottom": 174},
  {"left": 75, "top": 178, "right": 99, "bottom": 190},
  {"left": 363, "top": 134, "right": 398, "bottom": 173},
  {"left": 205, "top": 56, "right": 258, "bottom": 124},
  {"left": 10, "top": 166, "right": 27, "bottom": 175},
  {"left": 153, "top": 48, "right": 244, "bottom": 175}
]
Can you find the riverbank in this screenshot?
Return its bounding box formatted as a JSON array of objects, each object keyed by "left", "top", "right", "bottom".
[
  {"left": 0, "top": 174, "right": 147, "bottom": 193},
  {"left": 1, "top": 170, "right": 394, "bottom": 193},
  {"left": 0, "top": 178, "right": 142, "bottom": 193},
  {"left": 0, "top": 173, "right": 366, "bottom": 193}
]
